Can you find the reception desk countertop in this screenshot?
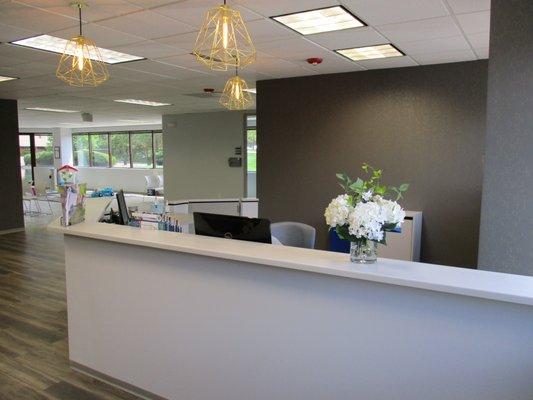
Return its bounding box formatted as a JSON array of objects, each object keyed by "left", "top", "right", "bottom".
[{"left": 49, "top": 221, "right": 533, "bottom": 307}]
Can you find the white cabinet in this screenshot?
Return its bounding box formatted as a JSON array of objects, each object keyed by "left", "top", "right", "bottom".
[{"left": 378, "top": 211, "right": 422, "bottom": 262}]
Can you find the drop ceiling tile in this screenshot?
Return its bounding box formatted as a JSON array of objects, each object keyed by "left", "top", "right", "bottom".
[
  {"left": 396, "top": 35, "right": 471, "bottom": 55},
  {"left": 307, "top": 26, "right": 387, "bottom": 50},
  {"left": 413, "top": 49, "right": 476, "bottom": 64},
  {"left": 0, "top": 22, "right": 38, "bottom": 42},
  {"left": 111, "top": 41, "right": 187, "bottom": 60},
  {"left": 245, "top": 18, "right": 296, "bottom": 44},
  {"left": 377, "top": 16, "right": 463, "bottom": 43},
  {"left": 0, "top": 2, "right": 78, "bottom": 33},
  {"left": 466, "top": 31, "right": 489, "bottom": 48},
  {"left": 50, "top": 24, "right": 146, "bottom": 47},
  {"left": 455, "top": 11, "right": 490, "bottom": 34},
  {"left": 244, "top": 53, "right": 318, "bottom": 78},
  {"left": 356, "top": 56, "right": 418, "bottom": 69},
  {"left": 256, "top": 38, "right": 331, "bottom": 62},
  {"left": 123, "top": 0, "right": 178, "bottom": 8},
  {"left": 13, "top": 0, "right": 143, "bottom": 23},
  {"left": 154, "top": 31, "right": 198, "bottom": 51},
  {"left": 232, "top": 0, "right": 338, "bottom": 18},
  {"left": 118, "top": 60, "right": 213, "bottom": 80},
  {"left": 473, "top": 47, "right": 489, "bottom": 59},
  {"left": 446, "top": 0, "right": 490, "bottom": 14},
  {"left": 0, "top": 43, "right": 60, "bottom": 63},
  {"left": 0, "top": 60, "right": 57, "bottom": 78},
  {"left": 96, "top": 10, "right": 196, "bottom": 40},
  {"left": 0, "top": 86, "right": 61, "bottom": 99},
  {"left": 152, "top": 0, "right": 262, "bottom": 26},
  {"left": 153, "top": 53, "right": 213, "bottom": 72},
  {"left": 342, "top": 0, "right": 449, "bottom": 25}
]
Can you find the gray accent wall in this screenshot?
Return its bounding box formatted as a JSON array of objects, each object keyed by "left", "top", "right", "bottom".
[
  {"left": 163, "top": 111, "right": 245, "bottom": 201},
  {"left": 0, "top": 99, "right": 24, "bottom": 231},
  {"left": 257, "top": 61, "right": 488, "bottom": 268},
  {"left": 478, "top": 0, "right": 533, "bottom": 276}
]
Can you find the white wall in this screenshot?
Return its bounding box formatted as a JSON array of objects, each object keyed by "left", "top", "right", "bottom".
[
  {"left": 77, "top": 167, "right": 162, "bottom": 193},
  {"left": 163, "top": 111, "right": 245, "bottom": 200}
]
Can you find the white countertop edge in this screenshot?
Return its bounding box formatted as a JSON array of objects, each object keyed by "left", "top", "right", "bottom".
[{"left": 48, "top": 222, "right": 533, "bottom": 307}]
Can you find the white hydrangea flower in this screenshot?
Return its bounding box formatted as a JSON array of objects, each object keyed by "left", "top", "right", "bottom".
[
  {"left": 375, "top": 197, "right": 406, "bottom": 226},
  {"left": 324, "top": 194, "right": 351, "bottom": 228},
  {"left": 347, "top": 201, "right": 386, "bottom": 241},
  {"left": 362, "top": 190, "right": 373, "bottom": 202}
]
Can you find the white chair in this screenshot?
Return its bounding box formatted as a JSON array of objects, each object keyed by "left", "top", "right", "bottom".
[{"left": 270, "top": 222, "right": 316, "bottom": 249}]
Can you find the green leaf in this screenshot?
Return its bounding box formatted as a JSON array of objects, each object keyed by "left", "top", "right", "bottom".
[
  {"left": 374, "top": 185, "right": 387, "bottom": 195},
  {"left": 349, "top": 177, "right": 364, "bottom": 191},
  {"left": 399, "top": 183, "right": 410, "bottom": 192}
]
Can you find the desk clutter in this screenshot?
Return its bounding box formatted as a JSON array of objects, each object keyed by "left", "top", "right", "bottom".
[{"left": 129, "top": 212, "right": 184, "bottom": 233}]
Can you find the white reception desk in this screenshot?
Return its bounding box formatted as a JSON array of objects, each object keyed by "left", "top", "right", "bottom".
[{"left": 49, "top": 208, "right": 533, "bottom": 400}]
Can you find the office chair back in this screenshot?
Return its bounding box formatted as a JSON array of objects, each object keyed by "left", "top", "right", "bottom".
[{"left": 270, "top": 222, "right": 316, "bottom": 249}]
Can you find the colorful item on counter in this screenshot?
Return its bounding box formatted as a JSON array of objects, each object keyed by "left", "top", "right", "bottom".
[
  {"left": 58, "top": 164, "right": 79, "bottom": 185},
  {"left": 130, "top": 212, "right": 183, "bottom": 233},
  {"left": 90, "top": 187, "right": 115, "bottom": 198},
  {"left": 59, "top": 182, "right": 86, "bottom": 226}
]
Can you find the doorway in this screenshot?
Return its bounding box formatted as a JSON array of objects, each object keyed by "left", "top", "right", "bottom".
[{"left": 19, "top": 133, "right": 53, "bottom": 194}]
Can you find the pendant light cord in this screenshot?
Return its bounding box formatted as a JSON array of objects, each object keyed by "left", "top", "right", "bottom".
[{"left": 78, "top": 5, "right": 82, "bottom": 36}]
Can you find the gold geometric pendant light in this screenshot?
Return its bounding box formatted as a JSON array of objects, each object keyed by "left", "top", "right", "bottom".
[
  {"left": 56, "top": 2, "right": 109, "bottom": 87},
  {"left": 193, "top": 0, "right": 256, "bottom": 71},
  {"left": 219, "top": 69, "right": 253, "bottom": 110}
]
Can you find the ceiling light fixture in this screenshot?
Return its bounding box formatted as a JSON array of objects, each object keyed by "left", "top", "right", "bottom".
[
  {"left": 220, "top": 67, "right": 253, "bottom": 110},
  {"left": 272, "top": 6, "right": 364, "bottom": 36},
  {"left": 193, "top": 0, "right": 256, "bottom": 71},
  {"left": 0, "top": 75, "right": 18, "bottom": 83},
  {"left": 54, "top": 1, "right": 110, "bottom": 87},
  {"left": 26, "top": 107, "right": 80, "bottom": 113},
  {"left": 114, "top": 99, "right": 172, "bottom": 107},
  {"left": 336, "top": 44, "right": 404, "bottom": 61},
  {"left": 11, "top": 35, "right": 144, "bottom": 65}
]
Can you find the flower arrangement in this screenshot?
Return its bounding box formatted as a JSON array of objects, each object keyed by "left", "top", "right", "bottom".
[{"left": 325, "top": 164, "right": 409, "bottom": 262}]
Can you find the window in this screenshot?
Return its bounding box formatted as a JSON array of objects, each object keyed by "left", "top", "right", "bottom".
[
  {"left": 245, "top": 115, "right": 256, "bottom": 198},
  {"left": 72, "top": 130, "right": 162, "bottom": 169},
  {"left": 131, "top": 132, "right": 153, "bottom": 168},
  {"left": 153, "top": 131, "right": 163, "bottom": 168},
  {"left": 90, "top": 134, "right": 109, "bottom": 167},
  {"left": 34, "top": 134, "right": 54, "bottom": 166},
  {"left": 110, "top": 133, "right": 130, "bottom": 168},
  {"left": 72, "top": 134, "right": 89, "bottom": 167}
]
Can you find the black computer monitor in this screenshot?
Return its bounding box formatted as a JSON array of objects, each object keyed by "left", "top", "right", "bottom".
[
  {"left": 193, "top": 212, "right": 272, "bottom": 244},
  {"left": 116, "top": 190, "right": 130, "bottom": 225}
]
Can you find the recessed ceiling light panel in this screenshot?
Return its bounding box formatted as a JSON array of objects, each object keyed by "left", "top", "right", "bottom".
[
  {"left": 336, "top": 44, "right": 404, "bottom": 61},
  {"left": 272, "top": 6, "right": 364, "bottom": 35},
  {"left": 114, "top": 99, "right": 172, "bottom": 107},
  {"left": 0, "top": 75, "right": 18, "bottom": 82},
  {"left": 26, "top": 107, "right": 79, "bottom": 113},
  {"left": 243, "top": 88, "right": 256, "bottom": 94},
  {"left": 11, "top": 35, "right": 144, "bottom": 65}
]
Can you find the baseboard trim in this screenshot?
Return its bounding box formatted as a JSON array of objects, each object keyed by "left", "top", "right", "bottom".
[
  {"left": 0, "top": 227, "right": 25, "bottom": 235},
  {"left": 70, "top": 361, "right": 167, "bottom": 400}
]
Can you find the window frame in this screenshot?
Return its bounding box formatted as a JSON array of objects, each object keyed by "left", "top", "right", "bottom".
[{"left": 71, "top": 130, "right": 163, "bottom": 169}]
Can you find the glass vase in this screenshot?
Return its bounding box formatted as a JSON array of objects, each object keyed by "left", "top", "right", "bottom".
[{"left": 350, "top": 240, "right": 377, "bottom": 264}]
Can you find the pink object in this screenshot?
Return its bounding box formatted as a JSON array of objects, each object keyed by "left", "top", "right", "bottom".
[{"left": 58, "top": 165, "right": 79, "bottom": 172}]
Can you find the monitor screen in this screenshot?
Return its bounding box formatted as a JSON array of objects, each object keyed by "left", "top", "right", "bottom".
[
  {"left": 116, "top": 190, "right": 130, "bottom": 225},
  {"left": 193, "top": 212, "right": 272, "bottom": 244}
]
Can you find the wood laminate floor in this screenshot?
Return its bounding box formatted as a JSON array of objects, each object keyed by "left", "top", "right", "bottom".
[{"left": 0, "top": 229, "right": 143, "bottom": 400}]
